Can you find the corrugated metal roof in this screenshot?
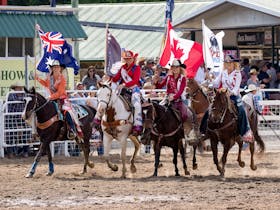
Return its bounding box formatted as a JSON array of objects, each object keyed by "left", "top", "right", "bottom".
[
  {"left": 78, "top": 2, "right": 212, "bottom": 61},
  {"left": 174, "top": 0, "right": 280, "bottom": 28},
  {"left": 0, "top": 12, "right": 87, "bottom": 38}
]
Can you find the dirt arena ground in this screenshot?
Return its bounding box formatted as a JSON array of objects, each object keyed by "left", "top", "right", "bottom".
[{"left": 0, "top": 148, "right": 280, "bottom": 210}]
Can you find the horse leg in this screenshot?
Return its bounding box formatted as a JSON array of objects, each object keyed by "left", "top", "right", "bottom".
[
  {"left": 120, "top": 138, "right": 128, "bottom": 178},
  {"left": 237, "top": 138, "right": 245, "bottom": 168},
  {"left": 172, "top": 146, "right": 180, "bottom": 176},
  {"left": 249, "top": 141, "right": 257, "bottom": 170},
  {"left": 192, "top": 145, "right": 198, "bottom": 170},
  {"left": 220, "top": 141, "right": 233, "bottom": 177},
  {"left": 45, "top": 143, "right": 54, "bottom": 176},
  {"left": 104, "top": 136, "right": 118, "bottom": 172},
  {"left": 179, "top": 139, "right": 190, "bottom": 175},
  {"left": 153, "top": 144, "right": 161, "bottom": 177},
  {"left": 25, "top": 142, "right": 47, "bottom": 178},
  {"left": 129, "top": 135, "right": 140, "bottom": 173},
  {"left": 79, "top": 140, "right": 94, "bottom": 174},
  {"left": 210, "top": 139, "right": 223, "bottom": 176}
]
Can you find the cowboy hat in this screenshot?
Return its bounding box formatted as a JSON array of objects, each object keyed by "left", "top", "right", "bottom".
[
  {"left": 224, "top": 55, "right": 240, "bottom": 63},
  {"left": 49, "top": 60, "right": 65, "bottom": 68},
  {"left": 245, "top": 84, "right": 258, "bottom": 93},
  {"left": 121, "top": 50, "right": 138, "bottom": 59},
  {"left": 10, "top": 81, "right": 24, "bottom": 89}
]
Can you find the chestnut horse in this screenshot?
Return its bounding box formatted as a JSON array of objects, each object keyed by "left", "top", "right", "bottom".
[{"left": 207, "top": 89, "right": 265, "bottom": 176}]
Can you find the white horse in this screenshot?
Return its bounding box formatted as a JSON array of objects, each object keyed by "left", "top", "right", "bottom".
[{"left": 96, "top": 82, "right": 140, "bottom": 178}]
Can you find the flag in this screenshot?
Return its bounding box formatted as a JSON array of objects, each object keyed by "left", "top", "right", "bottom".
[
  {"left": 105, "top": 29, "right": 122, "bottom": 76},
  {"left": 165, "top": 0, "right": 174, "bottom": 23},
  {"left": 202, "top": 19, "right": 224, "bottom": 77},
  {"left": 159, "top": 20, "right": 204, "bottom": 78},
  {"left": 36, "top": 27, "right": 79, "bottom": 75}
]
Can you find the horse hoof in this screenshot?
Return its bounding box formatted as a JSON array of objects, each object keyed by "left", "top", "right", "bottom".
[
  {"left": 175, "top": 173, "right": 180, "bottom": 176},
  {"left": 239, "top": 161, "right": 245, "bottom": 168},
  {"left": 185, "top": 170, "right": 190, "bottom": 176},
  {"left": 158, "top": 163, "right": 163, "bottom": 168},
  {"left": 251, "top": 165, "right": 257, "bottom": 171},
  {"left": 46, "top": 172, "right": 53, "bottom": 176},
  {"left": 88, "top": 162, "right": 95, "bottom": 168},
  {"left": 193, "top": 164, "right": 198, "bottom": 170},
  {"left": 130, "top": 165, "right": 137, "bottom": 173},
  {"left": 25, "top": 173, "right": 33, "bottom": 178},
  {"left": 111, "top": 165, "right": 118, "bottom": 172}
]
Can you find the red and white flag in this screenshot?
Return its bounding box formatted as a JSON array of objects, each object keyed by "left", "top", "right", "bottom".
[{"left": 159, "top": 20, "right": 203, "bottom": 78}]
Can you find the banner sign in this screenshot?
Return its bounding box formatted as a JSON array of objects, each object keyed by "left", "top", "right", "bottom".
[{"left": 237, "top": 32, "right": 264, "bottom": 46}]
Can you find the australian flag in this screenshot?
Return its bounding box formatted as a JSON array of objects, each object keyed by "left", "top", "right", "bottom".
[{"left": 36, "top": 29, "right": 79, "bottom": 75}]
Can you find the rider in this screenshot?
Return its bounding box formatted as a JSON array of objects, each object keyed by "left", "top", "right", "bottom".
[
  {"left": 94, "top": 50, "right": 143, "bottom": 136},
  {"left": 36, "top": 60, "right": 83, "bottom": 140},
  {"left": 201, "top": 55, "right": 253, "bottom": 142},
  {"left": 153, "top": 59, "right": 188, "bottom": 122}
]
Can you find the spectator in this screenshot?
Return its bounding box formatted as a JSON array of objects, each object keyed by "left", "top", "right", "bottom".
[
  {"left": 70, "top": 82, "right": 87, "bottom": 105},
  {"left": 258, "top": 62, "right": 271, "bottom": 99},
  {"left": 269, "top": 70, "right": 280, "bottom": 100},
  {"left": 144, "top": 58, "right": 155, "bottom": 78},
  {"left": 240, "top": 58, "right": 250, "bottom": 88},
  {"left": 86, "top": 85, "right": 98, "bottom": 109},
  {"left": 5, "top": 81, "right": 29, "bottom": 158},
  {"left": 247, "top": 68, "right": 261, "bottom": 87},
  {"left": 82, "top": 65, "right": 101, "bottom": 90}
]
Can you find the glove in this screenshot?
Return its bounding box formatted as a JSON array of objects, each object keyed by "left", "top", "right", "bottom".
[
  {"left": 93, "top": 118, "right": 101, "bottom": 130},
  {"left": 256, "top": 110, "right": 262, "bottom": 115}
]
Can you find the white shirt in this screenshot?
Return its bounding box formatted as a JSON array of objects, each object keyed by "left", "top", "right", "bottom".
[
  {"left": 213, "top": 69, "right": 241, "bottom": 96},
  {"left": 194, "top": 66, "right": 206, "bottom": 85}
]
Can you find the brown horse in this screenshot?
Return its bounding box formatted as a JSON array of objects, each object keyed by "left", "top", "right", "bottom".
[
  {"left": 207, "top": 89, "right": 265, "bottom": 177},
  {"left": 186, "top": 78, "right": 211, "bottom": 150}
]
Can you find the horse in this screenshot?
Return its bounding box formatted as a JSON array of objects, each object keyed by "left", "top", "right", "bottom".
[
  {"left": 141, "top": 100, "right": 190, "bottom": 177},
  {"left": 22, "top": 87, "right": 96, "bottom": 178},
  {"left": 186, "top": 78, "right": 211, "bottom": 150},
  {"left": 95, "top": 83, "right": 140, "bottom": 178},
  {"left": 207, "top": 88, "right": 265, "bottom": 177}
]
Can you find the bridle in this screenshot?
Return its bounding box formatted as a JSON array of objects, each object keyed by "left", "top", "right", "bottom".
[
  {"left": 209, "top": 94, "right": 228, "bottom": 124},
  {"left": 97, "top": 85, "right": 112, "bottom": 111},
  {"left": 25, "top": 93, "right": 49, "bottom": 115}
]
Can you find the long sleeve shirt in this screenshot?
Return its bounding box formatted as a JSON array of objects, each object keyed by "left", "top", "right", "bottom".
[
  {"left": 37, "top": 74, "right": 67, "bottom": 100},
  {"left": 213, "top": 69, "right": 241, "bottom": 96},
  {"left": 156, "top": 74, "right": 186, "bottom": 100},
  {"left": 112, "top": 63, "right": 141, "bottom": 88}
]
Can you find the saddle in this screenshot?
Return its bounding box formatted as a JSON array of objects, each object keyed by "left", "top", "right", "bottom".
[{"left": 119, "top": 87, "right": 133, "bottom": 112}]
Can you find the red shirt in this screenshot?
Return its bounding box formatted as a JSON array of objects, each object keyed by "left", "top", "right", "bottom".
[
  {"left": 156, "top": 75, "right": 186, "bottom": 100},
  {"left": 112, "top": 63, "right": 141, "bottom": 88}
]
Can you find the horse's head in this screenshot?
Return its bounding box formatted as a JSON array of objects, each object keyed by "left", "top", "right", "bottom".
[
  {"left": 186, "top": 78, "right": 200, "bottom": 97},
  {"left": 96, "top": 82, "right": 112, "bottom": 117},
  {"left": 141, "top": 101, "right": 155, "bottom": 145},
  {"left": 22, "top": 87, "right": 46, "bottom": 121},
  {"left": 209, "top": 88, "right": 229, "bottom": 123}
]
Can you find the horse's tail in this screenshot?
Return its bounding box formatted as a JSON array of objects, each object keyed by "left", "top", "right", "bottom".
[{"left": 253, "top": 128, "right": 265, "bottom": 153}]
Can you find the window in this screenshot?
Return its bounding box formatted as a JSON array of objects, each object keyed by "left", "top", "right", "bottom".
[
  {"left": 8, "top": 38, "right": 23, "bottom": 57},
  {"left": 0, "top": 38, "right": 5, "bottom": 57},
  {"left": 25, "top": 38, "right": 33, "bottom": 56}
]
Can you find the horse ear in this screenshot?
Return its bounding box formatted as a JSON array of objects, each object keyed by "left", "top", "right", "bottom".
[
  {"left": 31, "top": 86, "right": 36, "bottom": 94},
  {"left": 24, "top": 86, "right": 28, "bottom": 93},
  {"left": 148, "top": 98, "right": 151, "bottom": 103}
]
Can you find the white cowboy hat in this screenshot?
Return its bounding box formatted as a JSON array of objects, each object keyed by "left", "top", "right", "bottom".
[
  {"left": 245, "top": 84, "right": 258, "bottom": 93},
  {"left": 10, "top": 81, "right": 24, "bottom": 89}
]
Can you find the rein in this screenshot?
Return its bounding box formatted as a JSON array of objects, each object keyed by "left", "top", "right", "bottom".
[{"left": 26, "top": 93, "right": 50, "bottom": 114}]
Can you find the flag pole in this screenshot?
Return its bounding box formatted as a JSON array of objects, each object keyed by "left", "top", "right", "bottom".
[
  {"left": 33, "top": 20, "right": 38, "bottom": 90},
  {"left": 104, "top": 23, "right": 109, "bottom": 76}
]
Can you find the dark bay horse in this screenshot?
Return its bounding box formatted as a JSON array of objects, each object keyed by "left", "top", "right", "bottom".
[
  {"left": 22, "top": 87, "right": 96, "bottom": 178},
  {"left": 207, "top": 89, "right": 265, "bottom": 177},
  {"left": 141, "top": 101, "right": 190, "bottom": 177}
]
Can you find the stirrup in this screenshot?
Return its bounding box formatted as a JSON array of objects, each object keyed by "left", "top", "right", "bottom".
[{"left": 67, "top": 130, "right": 76, "bottom": 140}]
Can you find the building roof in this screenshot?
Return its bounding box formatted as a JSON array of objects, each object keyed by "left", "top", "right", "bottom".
[
  {"left": 0, "top": 6, "right": 87, "bottom": 38},
  {"left": 78, "top": 2, "right": 212, "bottom": 61},
  {"left": 174, "top": 0, "right": 280, "bottom": 29}
]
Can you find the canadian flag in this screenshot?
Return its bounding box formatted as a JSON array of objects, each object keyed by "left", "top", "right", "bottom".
[{"left": 159, "top": 20, "right": 204, "bottom": 78}]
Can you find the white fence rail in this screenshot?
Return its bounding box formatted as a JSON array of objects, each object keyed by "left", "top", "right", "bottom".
[{"left": 0, "top": 89, "right": 279, "bottom": 158}]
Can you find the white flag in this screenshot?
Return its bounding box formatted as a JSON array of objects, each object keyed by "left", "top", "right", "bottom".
[{"left": 202, "top": 19, "right": 224, "bottom": 77}]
